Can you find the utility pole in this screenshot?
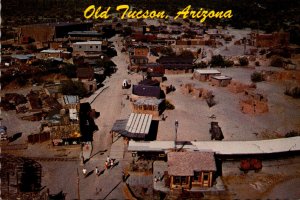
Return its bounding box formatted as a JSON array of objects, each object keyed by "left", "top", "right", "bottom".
[
  {"left": 77, "top": 168, "right": 80, "bottom": 200},
  {"left": 174, "top": 120, "right": 179, "bottom": 151}
]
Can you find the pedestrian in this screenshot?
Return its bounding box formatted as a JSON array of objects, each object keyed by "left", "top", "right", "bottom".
[
  {"left": 110, "top": 159, "right": 114, "bottom": 168},
  {"left": 105, "top": 161, "right": 109, "bottom": 169},
  {"left": 82, "top": 167, "right": 87, "bottom": 177},
  {"left": 122, "top": 171, "right": 126, "bottom": 182},
  {"left": 106, "top": 156, "right": 110, "bottom": 163},
  {"left": 95, "top": 167, "right": 99, "bottom": 176}
]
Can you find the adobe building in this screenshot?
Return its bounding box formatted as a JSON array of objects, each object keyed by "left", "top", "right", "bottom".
[
  {"left": 193, "top": 69, "right": 221, "bottom": 82},
  {"left": 18, "top": 22, "right": 93, "bottom": 45},
  {"left": 240, "top": 90, "right": 269, "bottom": 114},
  {"left": 211, "top": 75, "right": 232, "bottom": 87},
  {"left": 76, "top": 67, "right": 97, "bottom": 94},
  {"left": 167, "top": 152, "right": 217, "bottom": 190},
  {"left": 157, "top": 56, "right": 194, "bottom": 74},
  {"left": 251, "top": 32, "right": 290, "bottom": 48}
]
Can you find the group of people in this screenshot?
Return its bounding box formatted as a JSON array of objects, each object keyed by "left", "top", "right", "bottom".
[
  {"left": 82, "top": 156, "right": 115, "bottom": 177},
  {"left": 105, "top": 156, "right": 115, "bottom": 170}
]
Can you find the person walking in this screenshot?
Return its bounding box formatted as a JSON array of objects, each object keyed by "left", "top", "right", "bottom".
[
  {"left": 82, "top": 167, "right": 87, "bottom": 177},
  {"left": 95, "top": 167, "right": 99, "bottom": 176},
  {"left": 106, "top": 156, "right": 110, "bottom": 163},
  {"left": 105, "top": 161, "right": 109, "bottom": 169},
  {"left": 110, "top": 159, "right": 114, "bottom": 168}
]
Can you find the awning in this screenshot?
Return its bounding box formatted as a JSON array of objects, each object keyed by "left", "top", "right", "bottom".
[{"left": 111, "top": 113, "right": 153, "bottom": 139}]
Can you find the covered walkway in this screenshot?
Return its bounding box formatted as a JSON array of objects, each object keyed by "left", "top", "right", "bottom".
[{"left": 128, "top": 136, "right": 300, "bottom": 155}]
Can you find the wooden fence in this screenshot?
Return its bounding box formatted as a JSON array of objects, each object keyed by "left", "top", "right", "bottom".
[{"left": 28, "top": 132, "right": 50, "bottom": 144}]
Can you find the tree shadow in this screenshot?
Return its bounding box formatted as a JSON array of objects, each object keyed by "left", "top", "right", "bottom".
[
  {"left": 85, "top": 170, "right": 94, "bottom": 178},
  {"left": 90, "top": 149, "right": 107, "bottom": 159}
]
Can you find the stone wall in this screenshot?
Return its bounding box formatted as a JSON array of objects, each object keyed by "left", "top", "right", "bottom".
[
  {"left": 240, "top": 91, "right": 268, "bottom": 114},
  {"left": 227, "top": 81, "right": 256, "bottom": 93}
]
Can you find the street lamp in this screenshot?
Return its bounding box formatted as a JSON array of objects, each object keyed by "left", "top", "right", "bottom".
[{"left": 175, "top": 120, "right": 179, "bottom": 151}]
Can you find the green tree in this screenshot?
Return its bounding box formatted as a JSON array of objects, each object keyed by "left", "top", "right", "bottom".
[
  {"left": 61, "top": 64, "right": 77, "bottom": 78},
  {"left": 210, "top": 55, "right": 225, "bottom": 67},
  {"left": 60, "top": 80, "right": 87, "bottom": 98}
]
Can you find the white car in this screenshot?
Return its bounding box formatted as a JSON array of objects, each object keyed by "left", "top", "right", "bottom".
[{"left": 0, "top": 126, "right": 7, "bottom": 141}]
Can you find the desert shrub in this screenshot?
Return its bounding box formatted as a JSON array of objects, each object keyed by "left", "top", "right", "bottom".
[
  {"left": 251, "top": 72, "right": 264, "bottom": 82},
  {"left": 239, "top": 57, "right": 249, "bottom": 66},
  {"left": 195, "top": 61, "right": 208, "bottom": 69},
  {"left": 179, "top": 50, "right": 194, "bottom": 58},
  {"left": 285, "top": 131, "right": 300, "bottom": 138},
  {"left": 270, "top": 56, "right": 284, "bottom": 68},
  {"left": 160, "top": 47, "right": 175, "bottom": 56},
  {"left": 210, "top": 54, "right": 225, "bottom": 67},
  {"left": 284, "top": 85, "right": 300, "bottom": 98},
  {"left": 259, "top": 49, "right": 266, "bottom": 55},
  {"left": 224, "top": 60, "right": 234, "bottom": 67},
  {"left": 16, "top": 76, "right": 28, "bottom": 86},
  {"left": 165, "top": 100, "right": 175, "bottom": 110}
]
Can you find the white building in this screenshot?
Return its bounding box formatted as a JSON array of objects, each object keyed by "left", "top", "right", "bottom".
[{"left": 72, "top": 41, "right": 102, "bottom": 52}]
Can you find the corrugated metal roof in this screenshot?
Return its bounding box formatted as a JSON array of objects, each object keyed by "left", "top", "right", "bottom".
[
  {"left": 125, "top": 113, "right": 152, "bottom": 135},
  {"left": 41, "top": 49, "right": 63, "bottom": 53},
  {"left": 11, "top": 54, "right": 35, "bottom": 60},
  {"left": 63, "top": 95, "right": 79, "bottom": 105}
]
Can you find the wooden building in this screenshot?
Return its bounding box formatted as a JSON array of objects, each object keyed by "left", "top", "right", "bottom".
[
  {"left": 132, "top": 97, "right": 164, "bottom": 117},
  {"left": 134, "top": 46, "right": 149, "bottom": 57},
  {"left": 168, "top": 152, "right": 216, "bottom": 190},
  {"left": 157, "top": 56, "right": 194, "bottom": 74}
]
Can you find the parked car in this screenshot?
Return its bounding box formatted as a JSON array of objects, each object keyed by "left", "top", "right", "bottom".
[{"left": 0, "top": 126, "right": 8, "bottom": 141}]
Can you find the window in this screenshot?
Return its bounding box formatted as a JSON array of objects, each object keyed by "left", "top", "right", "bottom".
[
  {"left": 96, "top": 46, "right": 98, "bottom": 48},
  {"left": 173, "top": 176, "right": 188, "bottom": 185},
  {"left": 203, "top": 173, "right": 209, "bottom": 181},
  {"left": 90, "top": 46, "right": 93, "bottom": 48},
  {"left": 193, "top": 172, "right": 201, "bottom": 182},
  {"left": 79, "top": 45, "right": 82, "bottom": 49}
]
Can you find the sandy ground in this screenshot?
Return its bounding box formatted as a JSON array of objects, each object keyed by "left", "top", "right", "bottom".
[
  {"left": 1, "top": 30, "right": 300, "bottom": 199},
  {"left": 156, "top": 67, "right": 300, "bottom": 142},
  {"left": 222, "top": 156, "right": 300, "bottom": 199}
]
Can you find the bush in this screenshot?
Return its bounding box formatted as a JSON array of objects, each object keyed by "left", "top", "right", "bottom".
[
  {"left": 210, "top": 55, "right": 225, "bottom": 67},
  {"left": 16, "top": 76, "right": 28, "bottom": 86},
  {"left": 251, "top": 72, "right": 264, "bottom": 82},
  {"left": 60, "top": 80, "right": 87, "bottom": 98},
  {"left": 255, "top": 61, "right": 260, "bottom": 66},
  {"left": 195, "top": 61, "right": 208, "bottom": 69},
  {"left": 270, "top": 56, "right": 284, "bottom": 68},
  {"left": 160, "top": 47, "right": 175, "bottom": 56},
  {"left": 224, "top": 60, "right": 234, "bottom": 67},
  {"left": 239, "top": 57, "right": 249, "bottom": 66},
  {"left": 285, "top": 131, "right": 300, "bottom": 138},
  {"left": 179, "top": 50, "right": 194, "bottom": 58},
  {"left": 285, "top": 86, "right": 300, "bottom": 98},
  {"left": 61, "top": 64, "right": 77, "bottom": 78},
  {"left": 165, "top": 100, "right": 175, "bottom": 110}
]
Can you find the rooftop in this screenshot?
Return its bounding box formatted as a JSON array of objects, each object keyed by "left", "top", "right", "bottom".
[
  {"left": 211, "top": 75, "right": 232, "bottom": 80},
  {"left": 73, "top": 41, "right": 102, "bottom": 45},
  {"left": 168, "top": 152, "right": 216, "bottom": 176},
  {"left": 195, "top": 69, "right": 221, "bottom": 74}
]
